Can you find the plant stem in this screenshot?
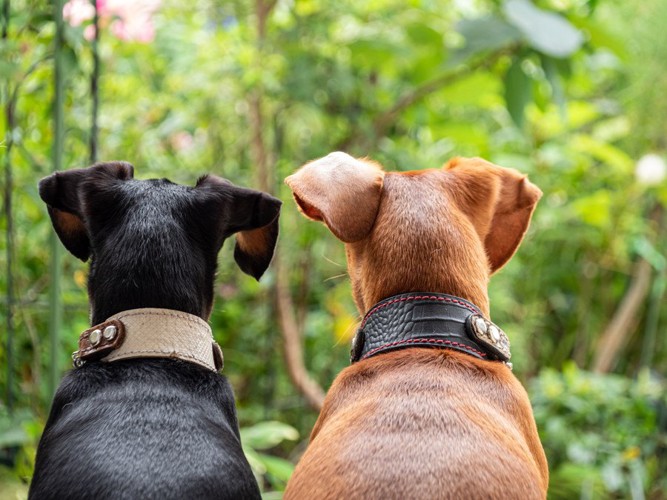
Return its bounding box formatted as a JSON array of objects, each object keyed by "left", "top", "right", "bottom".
[
  {"left": 49, "top": 0, "right": 65, "bottom": 399},
  {"left": 89, "top": 0, "right": 99, "bottom": 163},
  {"left": 2, "top": 0, "right": 15, "bottom": 414}
]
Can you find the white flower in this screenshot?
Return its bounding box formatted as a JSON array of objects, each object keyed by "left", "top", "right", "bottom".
[{"left": 635, "top": 154, "right": 666, "bottom": 186}]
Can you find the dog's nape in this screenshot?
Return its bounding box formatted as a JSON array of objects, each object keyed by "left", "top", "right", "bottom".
[{"left": 38, "top": 162, "right": 282, "bottom": 322}]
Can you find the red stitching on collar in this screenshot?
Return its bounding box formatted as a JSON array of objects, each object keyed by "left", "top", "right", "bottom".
[
  {"left": 360, "top": 338, "right": 487, "bottom": 360},
  {"left": 360, "top": 295, "right": 480, "bottom": 329}
]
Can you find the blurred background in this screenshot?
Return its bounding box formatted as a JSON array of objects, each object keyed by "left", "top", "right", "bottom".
[{"left": 1, "top": 0, "right": 666, "bottom": 498}]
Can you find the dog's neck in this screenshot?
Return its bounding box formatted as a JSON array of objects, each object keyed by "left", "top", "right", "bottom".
[
  {"left": 85, "top": 210, "right": 219, "bottom": 326},
  {"left": 87, "top": 256, "right": 216, "bottom": 326},
  {"left": 347, "top": 174, "right": 493, "bottom": 319}
]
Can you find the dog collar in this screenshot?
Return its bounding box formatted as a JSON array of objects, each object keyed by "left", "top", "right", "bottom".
[
  {"left": 350, "top": 292, "right": 512, "bottom": 368},
  {"left": 72, "top": 308, "right": 224, "bottom": 372}
]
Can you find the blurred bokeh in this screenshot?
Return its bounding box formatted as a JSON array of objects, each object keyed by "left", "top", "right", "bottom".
[{"left": 1, "top": 0, "right": 666, "bottom": 498}]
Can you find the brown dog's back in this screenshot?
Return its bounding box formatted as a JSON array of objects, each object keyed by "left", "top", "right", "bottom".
[{"left": 286, "top": 350, "right": 547, "bottom": 499}]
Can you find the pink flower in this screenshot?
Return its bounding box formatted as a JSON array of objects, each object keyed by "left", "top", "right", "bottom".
[
  {"left": 63, "top": 0, "right": 161, "bottom": 43},
  {"left": 63, "top": 0, "right": 95, "bottom": 27}
]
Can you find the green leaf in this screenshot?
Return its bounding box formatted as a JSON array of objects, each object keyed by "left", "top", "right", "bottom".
[
  {"left": 503, "top": 58, "right": 532, "bottom": 129},
  {"left": 571, "top": 190, "right": 612, "bottom": 228},
  {"left": 0, "top": 426, "right": 30, "bottom": 448},
  {"left": 241, "top": 421, "right": 299, "bottom": 451},
  {"left": 633, "top": 237, "right": 667, "bottom": 271},
  {"left": 570, "top": 135, "right": 633, "bottom": 174},
  {"left": 258, "top": 454, "right": 296, "bottom": 483},
  {"left": 503, "top": 0, "right": 584, "bottom": 58},
  {"left": 569, "top": 15, "right": 628, "bottom": 61},
  {"left": 348, "top": 39, "right": 402, "bottom": 68},
  {"left": 540, "top": 54, "right": 566, "bottom": 118},
  {"left": 405, "top": 22, "right": 442, "bottom": 47},
  {"left": 243, "top": 448, "right": 267, "bottom": 476},
  {"left": 453, "top": 16, "right": 521, "bottom": 64}
]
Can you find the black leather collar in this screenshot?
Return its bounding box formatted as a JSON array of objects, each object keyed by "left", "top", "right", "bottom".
[{"left": 350, "top": 292, "right": 512, "bottom": 366}]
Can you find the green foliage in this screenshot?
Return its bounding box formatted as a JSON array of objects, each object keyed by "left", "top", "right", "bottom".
[
  {"left": 241, "top": 421, "right": 299, "bottom": 493},
  {"left": 531, "top": 364, "right": 667, "bottom": 499}
]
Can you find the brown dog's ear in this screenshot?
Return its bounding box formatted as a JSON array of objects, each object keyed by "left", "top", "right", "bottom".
[
  {"left": 285, "top": 152, "right": 385, "bottom": 242},
  {"left": 195, "top": 175, "right": 282, "bottom": 281},
  {"left": 38, "top": 162, "right": 134, "bottom": 261},
  {"left": 445, "top": 157, "right": 542, "bottom": 273}
]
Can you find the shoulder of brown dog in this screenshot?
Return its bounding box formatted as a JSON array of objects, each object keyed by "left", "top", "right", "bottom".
[{"left": 294, "top": 350, "right": 548, "bottom": 499}]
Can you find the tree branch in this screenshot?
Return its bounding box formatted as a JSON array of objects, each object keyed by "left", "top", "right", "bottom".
[
  {"left": 592, "top": 257, "right": 653, "bottom": 373},
  {"left": 89, "top": 0, "right": 100, "bottom": 163},
  {"left": 275, "top": 258, "right": 325, "bottom": 410},
  {"left": 339, "top": 47, "right": 515, "bottom": 151},
  {"left": 248, "top": 0, "right": 325, "bottom": 409},
  {"left": 3, "top": 0, "right": 15, "bottom": 413}
]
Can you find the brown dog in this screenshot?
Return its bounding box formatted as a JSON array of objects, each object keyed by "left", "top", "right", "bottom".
[{"left": 283, "top": 152, "right": 548, "bottom": 499}]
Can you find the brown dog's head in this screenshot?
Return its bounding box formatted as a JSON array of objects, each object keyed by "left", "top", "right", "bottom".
[{"left": 286, "top": 152, "right": 541, "bottom": 316}]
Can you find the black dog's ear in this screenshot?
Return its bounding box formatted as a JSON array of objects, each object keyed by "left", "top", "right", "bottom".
[
  {"left": 231, "top": 189, "right": 282, "bottom": 280},
  {"left": 38, "top": 162, "right": 134, "bottom": 261},
  {"left": 196, "top": 175, "right": 282, "bottom": 281}
]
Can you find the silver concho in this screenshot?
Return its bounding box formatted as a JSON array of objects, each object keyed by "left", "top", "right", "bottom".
[{"left": 467, "top": 314, "right": 511, "bottom": 362}]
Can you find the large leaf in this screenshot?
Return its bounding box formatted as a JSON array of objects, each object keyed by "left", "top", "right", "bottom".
[
  {"left": 503, "top": 58, "right": 532, "bottom": 129},
  {"left": 453, "top": 16, "right": 521, "bottom": 64},
  {"left": 241, "top": 421, "right": 299, "bottom": 451},
  {"left": 258, "top": 454, "right": 296, "bottom": 483},
  {"left": 540, "top": 54, "right": 566, "bottom": 118},
  {"left": 0, "top": 426, "right": 30, "bottom": 448},
  {"left": 503, "top": 0, "right": 584, "bottom": 58},
  {"left": 571, "top": 190, "right": 612, "bottom": 228}
]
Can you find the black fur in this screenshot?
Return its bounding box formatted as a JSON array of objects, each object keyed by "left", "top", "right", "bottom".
[{"left": 30, "top": 162, "right": 281, "bottom": 499}]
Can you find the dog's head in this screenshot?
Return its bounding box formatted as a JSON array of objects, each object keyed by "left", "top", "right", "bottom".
[
  {"left": 39, "top": 162, "right": 281, "bottom": 323},
  {"left": 286, "top": 152, "right": 541, "bottom": 316}
]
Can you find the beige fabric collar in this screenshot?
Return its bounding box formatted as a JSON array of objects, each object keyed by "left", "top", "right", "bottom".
[{"left": 74, "top": 308, "right": 224, "bottom": 372}]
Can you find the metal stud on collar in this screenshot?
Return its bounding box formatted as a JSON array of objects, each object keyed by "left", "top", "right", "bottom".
[
  {"left": 467, "top": 314, "right": 511, "bottom": 362},
  {"left": 103, "top": 325, "right": 117, "bottom": 341},
  {"left": 350, "top": 329, "right": 366, "bottom": 363},
  {"left": 74, "top": 319, "right": 126, "bottom": 367}
]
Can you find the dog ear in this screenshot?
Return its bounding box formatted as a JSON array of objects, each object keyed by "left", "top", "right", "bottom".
[
  {"left": 285, "top": 152, "right": 385, "bottom": 243},
  {"left": 195, "top": 175, "right": 282, "bottom": 281},
  {"left": 38, "top": 162, "right": 134, "bottom": 261},
  {"left": 445, "top": 157, "right": 542, "bottom": 274}
]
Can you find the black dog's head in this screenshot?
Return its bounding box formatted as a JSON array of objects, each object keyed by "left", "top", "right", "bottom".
[{"left": 39, "top": 161, "right": 281, "bottom": 324}]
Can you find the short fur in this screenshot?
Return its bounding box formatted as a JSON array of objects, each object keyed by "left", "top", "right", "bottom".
[
  {"left": 30, "top": 162, "right": 281, "bottom": 500},
  {"left": 284, "top": 153, "right": 548, "bottom": 499}
]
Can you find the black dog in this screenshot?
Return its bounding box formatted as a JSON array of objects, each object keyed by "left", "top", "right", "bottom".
[{"left": 29, "top": 162, "right": 281, "bottom": 500}]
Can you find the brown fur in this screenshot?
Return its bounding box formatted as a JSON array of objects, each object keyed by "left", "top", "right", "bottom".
[
  {"left": 284, "top": 153, "right": 548, "bottom": 499},
  {"left": 236, "top": 227, "right": 272, "bottom": 258}
]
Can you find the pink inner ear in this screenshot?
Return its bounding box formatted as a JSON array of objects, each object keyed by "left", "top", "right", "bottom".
[{"left": 293, "top": 193, "right": 323, "bottom": 222}]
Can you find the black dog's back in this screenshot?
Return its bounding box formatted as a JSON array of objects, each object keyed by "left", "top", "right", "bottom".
[
  {"left": 30, "top": 163, "right": 280, "bottom": 499},
  {"left": 30, "top": 360, "right": 259, "bottom": 500}
]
